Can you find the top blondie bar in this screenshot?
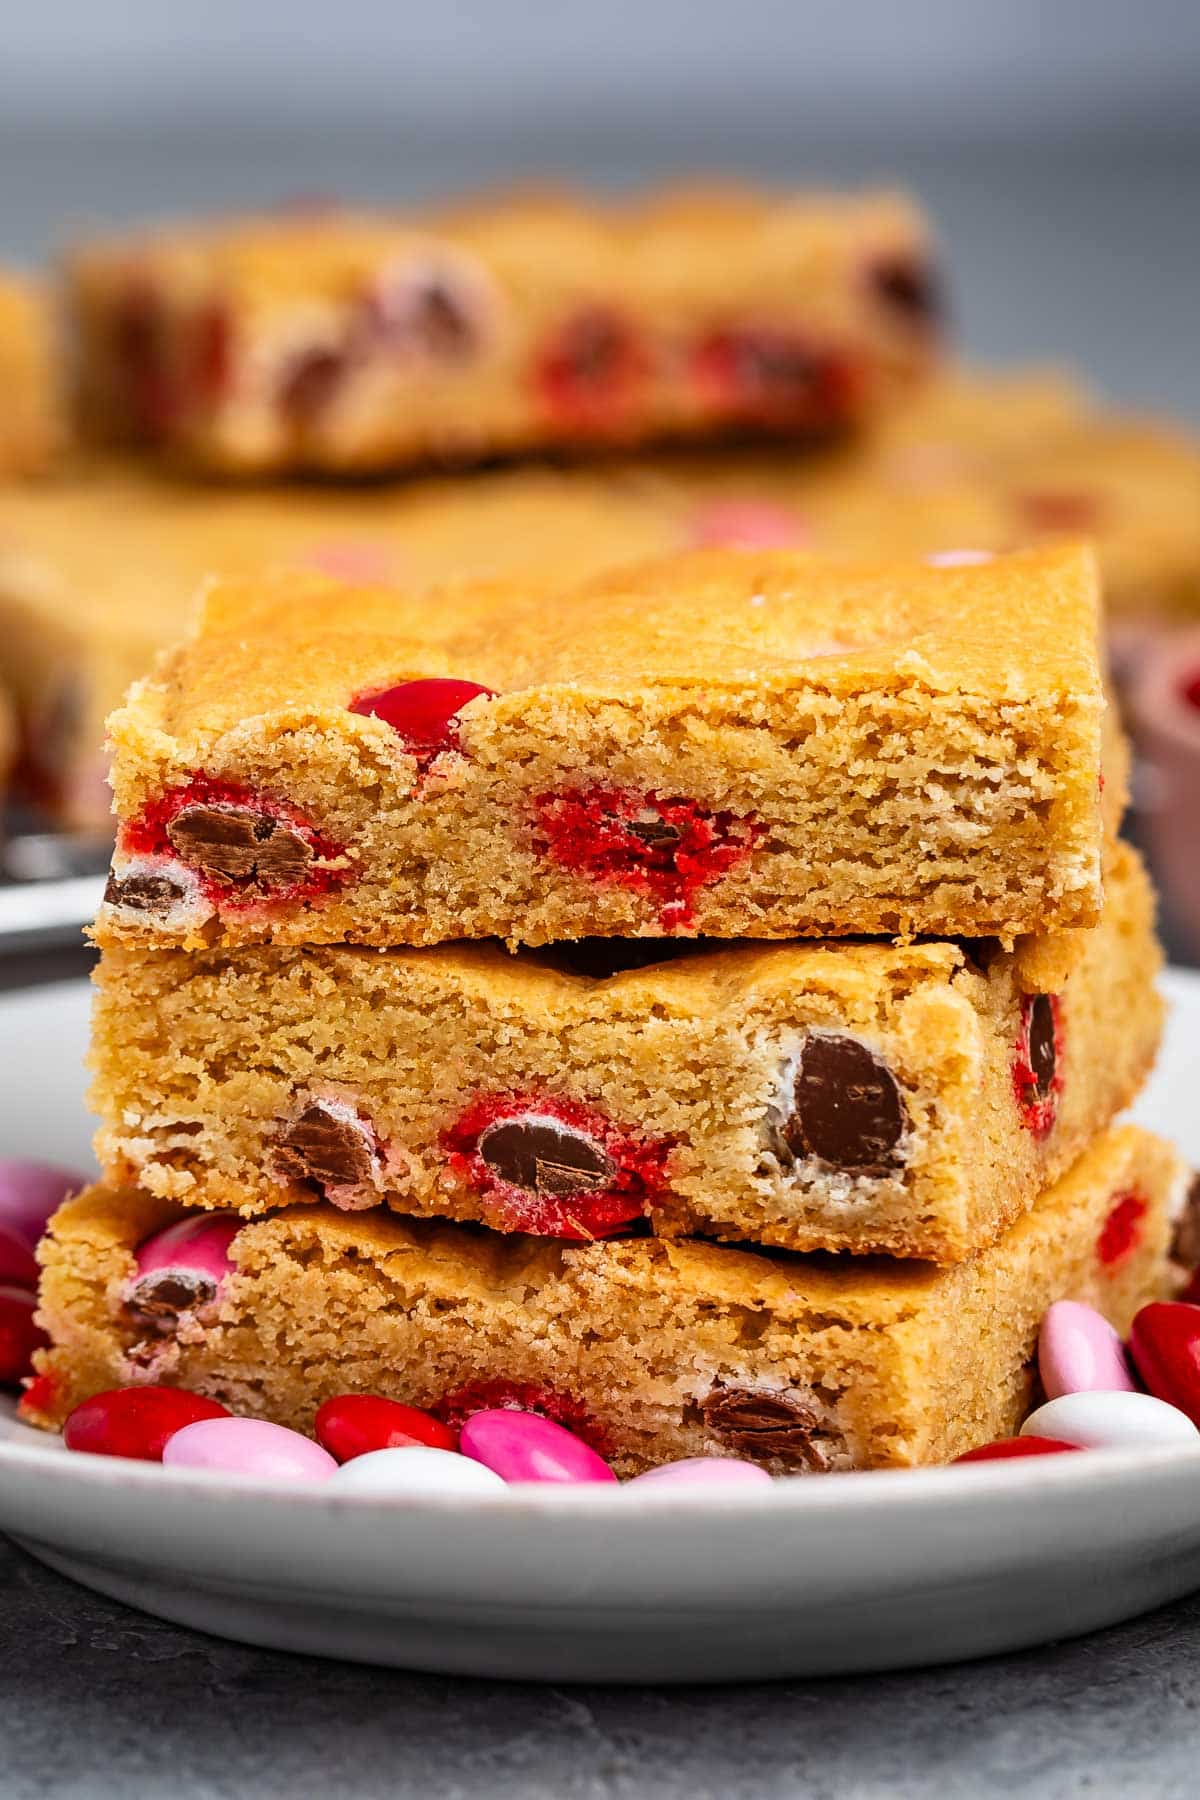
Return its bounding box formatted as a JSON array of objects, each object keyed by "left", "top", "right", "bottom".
[
  {"left": 65, "top": 184, "right": 940, "bottom": 474},
  {"left": 97, "top": 542, "right": 1107, "bottom": 949}
]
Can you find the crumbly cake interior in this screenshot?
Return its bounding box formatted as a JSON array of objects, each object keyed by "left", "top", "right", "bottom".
[
  {"left": 90, "top": 843, "right": 1161, "bottom": 1262},
  {"left": 25, "top": 1126, "right": 1180, "bottom": 1473},
  {"left": 96, "top": 544, "right": 1106, "bottom": 948}
]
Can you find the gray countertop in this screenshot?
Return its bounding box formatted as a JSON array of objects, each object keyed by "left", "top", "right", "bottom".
[{"left": 3, "top": 1535, "right": 1198, "bottom": 1799}]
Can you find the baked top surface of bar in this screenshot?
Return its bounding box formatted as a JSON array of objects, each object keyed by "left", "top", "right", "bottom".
[
  {"left": 68, "top": 184, "right": 929, "bottom": 297},
  {"left": 131, "top": 541, "right": 1102, "bottom": 726},
  {"left": 89, "top": 842, "right": 1161, "bottom": 1260},
  {"left": 25, "top": 1124, "right": 1181, "bottom": 1472}
]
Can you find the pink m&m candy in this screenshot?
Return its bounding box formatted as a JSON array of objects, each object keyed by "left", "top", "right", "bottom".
[
  {"left": 459, "top": 1409, "right": 617, "bottom": 1484},
  {"left": 688, "top": 499, "right": 808, "bottom": 552},
  {"left": 624, "top": 1456, "right": 773, "bottom": 1488},
  {"left": 163, "top": 1416, "right": 338, "bottom": 1483},
  {"left": 0, "top": 1159, "right": 89, "bottom": 1244},
  {"left": 1038, "top": 1300, "right": 1136, "bottom": 1399},
  {"left": 127, "top": 1215, "right": 241, "bottom": 1329},
  {"left": 926, "top": 548, "right": 994, "bottom": 568},
  {"left": 305, "top": 538, "right": 395, "bottom": 583}
]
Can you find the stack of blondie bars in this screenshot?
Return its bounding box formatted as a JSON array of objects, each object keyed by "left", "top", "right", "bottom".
[
  {"left": 8, "top": 184, "right": 1185, "bottom": 1473},
  {"left": 25, "top": 537, "right": 1178, "bottom": 1472}
]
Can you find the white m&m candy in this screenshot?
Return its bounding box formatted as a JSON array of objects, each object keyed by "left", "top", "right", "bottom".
[
  {"left": 330, "top": 1446, "right": 507, "bottom": 1495},
  {"left": 1022, "top": 1390, "right": 1200, "bottom": 1450}
]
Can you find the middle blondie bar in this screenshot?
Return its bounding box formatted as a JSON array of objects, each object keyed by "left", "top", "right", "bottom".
[
  {"left": 91, "top": 844, "right": 1159, "bottom": 1261},
  {"left": 97, "top": 542, "right": 1107, "bottom": 949}
]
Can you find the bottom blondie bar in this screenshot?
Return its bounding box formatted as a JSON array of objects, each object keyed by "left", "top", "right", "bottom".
[{"left": 24, "top": 1126, "right": 1178, "bottom": 1474}]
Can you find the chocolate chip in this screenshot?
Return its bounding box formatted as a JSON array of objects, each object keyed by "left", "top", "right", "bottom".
[
  {"left": 1171, "top": 1172, "right": 1200, "bottom": 1269},
  {"left": 279, "top": 345, "right": 348, "bottom": 423},
  {"left": 559, "top": 310, "right": 632, "bottom": 386},
  {"left": 870, "top": 255, "right": 944, "bottom": 330},
  {"left": 776, "top": 1033, "right": 907, "bottom": 1175},
  {"left": 1019, "top": 491, "right": 1103, "bottom": 533},
  {"left": 477, "top": 1117, "right": 616, "bottom": 1198},
  {"left": 124, "top": 1270, "right": 217, "bottom": 1336},
  {"left": 1027, "top": 994, "right": 1058, "bottom": 1100},
  {"left": 701, "top": 1384, "right": 829, "bottom": 1471},
  {"left": 274, "top": 1103, "right": 380, "bottom": 1191},
  {"left": 742, "top": 337, "right": 818, "bottom": 391},
  {"left": 370, "top": 273, "right": 479, "bottom": 360},
  {"left": 622, "top": 811, "right": 684, "bottom": 852},
  {"left": 114, "top": 280, "right": 162, "bottom": 368},
  {"left": 103, "top": 870, "right": 189, "bottom": 914},
  {"left": 165, "top": 805, "right": 313, "bottom": 890}
]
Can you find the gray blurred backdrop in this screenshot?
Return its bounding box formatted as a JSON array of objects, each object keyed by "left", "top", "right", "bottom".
[{"left": 0, "top": 0, "right": 1198, "bottom": 416}]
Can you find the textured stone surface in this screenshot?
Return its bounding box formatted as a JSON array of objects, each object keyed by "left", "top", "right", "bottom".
[{"left": 3, "top": 1535, "right": 1200, "bottom": 1798}]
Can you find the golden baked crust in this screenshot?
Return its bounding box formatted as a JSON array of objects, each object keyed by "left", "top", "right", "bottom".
[
  {"left": 0, "top": 272, "right": 63, "bottom": 477},
  {"left": 24, "top": 1125, "right": 1180, "bottom": 1472},
  {"left": 66, "top": 185, "right": 938, "bottom": 473},
  {"left": 94, "top": 542, "right": 1106, "bottom": 947},
  {"left": 89, "top": 843, "right": 1161, "bottom": 1262}
]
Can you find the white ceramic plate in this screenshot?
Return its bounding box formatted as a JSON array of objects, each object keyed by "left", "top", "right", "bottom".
[{"left": 1, "top": 972, "right": 1199, "bottom": 1684}]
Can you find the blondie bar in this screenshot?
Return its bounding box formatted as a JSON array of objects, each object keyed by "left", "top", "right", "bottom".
[
  {"left": 679, "top": 374, "right": 1200, "bottom": 622},
  {"left": 0, "top": 459, "right": 677, "bottom": 827},
  {"left": 0, "top": 272, "right": 63, "bottom": 477},
  {"left": 65, "top": 186, "right": 939, "bottom": 474},
  {"left": 96, "top": 543, "right": 1108, "bottom": 947},
  {"left": 90, "top": 844, "right": 1160, "bottom": 1261},
  {"left": 22, "top": 1126, "right": 1180, "bottom": 1473}
]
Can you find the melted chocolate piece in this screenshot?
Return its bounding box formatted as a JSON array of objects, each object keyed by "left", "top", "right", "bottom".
[
  {"left": 103, "top": 870, "right": 189, "bottom": 914},
  {"left": 870, "top": 254, "right": 944, "bottom": 329},
  {"left": 279, "top": 346, "right": 348, "bottom": 423},
  {"left": 1027, "top": 994, "right": 1058, "bottom": 1100},
  {"left": 1019, "top": 491, "right": 1103, "bottom": 534},
  {"left": 124, "top": 1270, "right": 216, "bottom": 1335},
  {"left": 477, "top": 1117, "right": 615, "bottom": 1197},
  {"left": 166, "top": 805, "right": 313, "bottom": 890},
  {"left": 777, "top": 1033, "right": 907, "bottom": 1174},
  {"left": 622, "top": 812, "right": 684, "bottom": 851},
  {"left": 559, "top": 310, "right": 632, "bottom": 386},
  {"left": 372, "top": 274, "right": 479, "bottom": 360},
  {"left": 702, "top": 1384, "right": 829, "bottom": 1470},
  {"left": 274, "top": 1103, "right": 379, "bottom": 1190},
  {"left": 738, "top": 336, "right": 818, "bottom": 392}
]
